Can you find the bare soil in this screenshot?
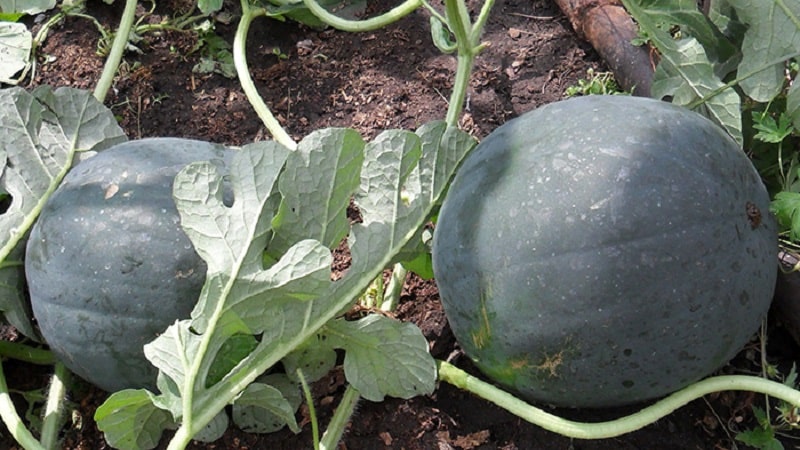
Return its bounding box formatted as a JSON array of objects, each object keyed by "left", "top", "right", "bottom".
[{"left": 3, "top": 0, "right": 799, "bottom": 448}]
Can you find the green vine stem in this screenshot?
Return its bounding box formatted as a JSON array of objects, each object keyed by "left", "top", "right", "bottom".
[
  {"left": 92, "top": 0, "right": 138, "bottom": 102},
  {"left": 0, "top": 342, "right": 54, "bottom": 366},
  {"left": 441, "top": 0, "right": 493, "bottom": 126},
  {"left": 297, "top": 369, "right": 320, "bottom": 450},
  {"left": 301, "top": 0, "right": 422, "bottom": 32},
  {"left": 319, "top": 382, "right": 360, "bottom": 449},
  {"left": 0, "top": 364, "right": 44, "bottom": 450},
  {"left": 39, "top": 363, "right": 69, "bottom": 450},
  {"left": 437, "top": 360, "right": 800, "bottom": 439},
  {"left": 381, "top": 264, "right": 407, "bottom": 311},
  {"left": 233, "top": 0, "right": 298, "bottom": 150}
]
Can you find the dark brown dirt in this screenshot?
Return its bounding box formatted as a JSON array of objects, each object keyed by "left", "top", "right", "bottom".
[{"left": 2, "top": 0, "right": 799, "bottom": 449}]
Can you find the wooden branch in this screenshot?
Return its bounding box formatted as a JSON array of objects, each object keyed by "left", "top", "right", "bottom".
[{"left": 553, "top": 0, "right": 654, "bottom": 96}]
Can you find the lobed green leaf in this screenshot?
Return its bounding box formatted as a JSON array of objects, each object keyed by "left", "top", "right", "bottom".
[
  {"left": 726, "top": 0, "right": 800, "bottom": 102},
  {"left": 0, "top": 0, "right": 56, "bottom": 14},
  {"left": 622, "top": 0, "right": 743, "bottom": 144},
  {"left": 0, "top": 86, "right": 125, "bottom": 338},
  {"left": 108, "top": 123, "right": 476, "bottom": 448},
  {"left": 325, "top": 315, "right": 436, "bottom": 401},
  {"left": 269, "top": 128, "right": 364, "bottom": 256},
  {"left": 0, "top": 23, "right": 31, "bottom": 84}
]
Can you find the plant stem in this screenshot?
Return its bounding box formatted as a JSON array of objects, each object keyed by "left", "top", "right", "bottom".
[
  {"left": 0, "top": 363, "right": 45, "bottom": 450},
  {"left": 233, "top": 1, "right": 297, "bottom": 150},
  {"left": 437, "top": 360, "right": 800, "bottom": 439},
  {"left": 93, "top": 0, "right": 138, "bottom": 102},
  {"left": 302, "top": 0, "right": 422, "bottom": 31},
  {"left": 297, "top": 369, "right": 320, "bottom": 450},
  {"left": 0, "top": 342, "right": 55, "bottom": 366},
  {"left": 381, "top": 264, "right": 407, "bottom": 311},
  {"left": 441, "top": 0, "right": 494, "bottom": 126},
  {"left": 319, "top": 385, "right": 360, "bottom": 450},
  {"left": 40, "top": 363, "right": 69, "bottom": 450},
  {"left": 445, "top": 53, "right": 476, "bottom": 127}
]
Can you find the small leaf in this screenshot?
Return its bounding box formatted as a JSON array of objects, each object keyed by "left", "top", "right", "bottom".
[
  {"left": 282, "top": 334, "right": 337, "bottom": 383},
  {"left": 401, "top": 250, "right": 434, "bottom": 280},
  {"left": 197, "top": 0, "right": 223, "bottom": 14},
  {"left": 95, "top": 389, "right": 173, "bottom": 450},
  {"left": 325, "top": 315, "right": 436, "bottom": 402},
  {"left": 788, "top": 80, "right": 800, "bottom": 130},
  {"left": 232, "top": 374, "right": 301, "bottom": 434},
  {"left": 770, "top": 191, "right": 800, "bottom": 240},
  {"left": 430, "top": 16, "right": 457, "bottom": 54},
  {"left": 617, "top": 0, "right": 737, "bottom": 65},
  {"left": 192, "top": 410, "right": 228, "bottom": 443},
  {"left": 753, "top": 111, "right": 794, "bottom": 143},
  {"left": 736, "top": 426, "right": 783, "bottom": 450}
]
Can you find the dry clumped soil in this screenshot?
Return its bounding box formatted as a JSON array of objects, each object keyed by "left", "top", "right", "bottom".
[{"left": 2, "top": 0, "right": 798, "bottom": 448}]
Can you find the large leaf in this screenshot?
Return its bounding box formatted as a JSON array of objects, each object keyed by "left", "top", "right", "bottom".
[
  {"left": 0, "top": 23, "right": 31, "bottom": 84},
  {"left": 101, "top": 124, "right": 475, "bottom": 448},
  {"left": 726, "top": 0, "right": 800, "bottom": 102},
  {"left": 618, "top": 0, "right": 737, "bottom": 68},
  {"left": 0, "top": 0, "right": 56, "bottom": 14},
  {"left": 268, "top": 128, "right": 364, "bottom": 256},
  {"left": 622, "top": 0, "right": 743, "bottom": 144},
  {"left": 0, "top": 86, "right": 125, "bottom": 338}
]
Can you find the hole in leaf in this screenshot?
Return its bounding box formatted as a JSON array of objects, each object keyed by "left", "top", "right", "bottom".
[{"left": 0, "top": 192, "right": 11, "bottom": 214}]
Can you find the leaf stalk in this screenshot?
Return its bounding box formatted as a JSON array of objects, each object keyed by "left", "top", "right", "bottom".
[
  {"left": 301, "top": 0, "right": 422, "bottom": 31},
  {"left": 93, "top": 0, "right": 138, "bottom": 102},
  {"left": 437, "top": 360, "right": 800, "bottom": 439},
  {"left": 233, "top": 0, "right": 298, "bottom": 150}
]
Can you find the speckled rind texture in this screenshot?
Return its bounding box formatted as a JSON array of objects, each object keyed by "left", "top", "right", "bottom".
[
  {"left": 433, "top": 95, "right": 777, "bottom": 408},
  {"left": 26, "top": 138, "right": 233, "bottom": 392}
]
